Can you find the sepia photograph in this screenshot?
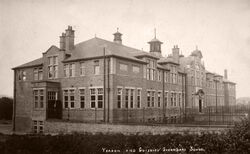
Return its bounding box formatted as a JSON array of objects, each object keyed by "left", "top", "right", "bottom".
[{"left": 0, "top": 0, "right": 250, "bottom": 153}]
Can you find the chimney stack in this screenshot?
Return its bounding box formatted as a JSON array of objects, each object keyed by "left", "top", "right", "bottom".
[
  {"left": 224, "top": 69, "right": 228, "bottom": 79},
  {"left": 65, "top": 26, "right": 75, "bottom": 50},
  {"left": 59, "top": 33, "right": 66, "bottom": 50},
  {"left": 172, "top": 45, "right": 180, "bottom": 63}
]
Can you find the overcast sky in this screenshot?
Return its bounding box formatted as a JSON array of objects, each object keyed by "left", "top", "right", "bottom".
[{"left": 0, "top": 0, "right": 250, "bottom": 98}]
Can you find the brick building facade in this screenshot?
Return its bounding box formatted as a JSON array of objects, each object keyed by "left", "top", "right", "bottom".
[{"left": 13, "top": 26, "right": 236, "bottom": 133}]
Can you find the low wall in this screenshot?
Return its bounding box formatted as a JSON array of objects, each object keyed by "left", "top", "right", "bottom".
[{"left": 44, "top": 121, "right": 229, "bottom": 135}]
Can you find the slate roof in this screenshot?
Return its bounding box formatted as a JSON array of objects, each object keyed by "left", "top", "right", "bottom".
[
  {"left": 13, "top": 57, "right": 43, "bottom": 70},
  {"left": 63, "top": 37, "right": 148, "bottom": 63},
  {"left": 158, "top": 57, "right": 179, "bottom": 65},
  {"left": 223, "top": 79, "right": 236, "bottom": 84}
]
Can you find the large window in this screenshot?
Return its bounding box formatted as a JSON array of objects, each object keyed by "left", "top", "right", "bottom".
[
  {"left": 170, "top": 65, "right": 177, "bottom": 84},
  {"left": 125, "top": 89, "right": 129, "bottom": 108},
  {"left": 80, "top": 62, "right": 85, "bottom": 76},
  {"left": 146, "top": 59, "right": 156, "bottom": 81},
  {"left": 147, "top": 91, "right": 151, "bottom": 107},
  {"left": 170, "top": 92, "right": 174, "bottom": 106},
  {"left": 130, "top": 89, "right": 134, "bottom": 108},
  {"left": 124, "top": 88, "right": 136, "bottom": 109},
  {"left": 94, "top": 60, "right": 100, "bottom": 75},
  {"left": 63, "top": 89, "right": 75, "bottom": 109},
  {"left": 164, "top": 92, "right": 168, "bottom": 107},
  {"left": 48, "top": 56, "right": 58, "bottom": 79},
  {"left": 64, "top": 63, "right": 75, "bottom": 77},
  {"left": 90, "top": 88, "right": 103, "bottom": 108},
  {"left": 34, "top": 67, "right": 43, "bottom": 80},
  {"left": 79, "top": 88, "right": 85, "bottom": 108},
  {"left": 137, "top": 89, "right": 141, "bottom": 108},
  {"left": 158, "top": 92, "right": 161, "bottom": 107},
  {"left": 117, "top": 88, "right": 122, "bottom": 108},
  {"left": 33, "top": 89, "right": 44, "bottom": 109},
  {"left": 158, "top": 70, "right": 162, "bottom": 81},
  {"left": 147, "top": 90, "right": 156, "bottom": 108},
  {"left": 151, "top": 91, "right": 155, "bottom": 107}
]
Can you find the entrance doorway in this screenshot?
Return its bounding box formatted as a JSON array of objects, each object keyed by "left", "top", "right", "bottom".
[{"left": 47, "top": 91, "right": 62, "bottom": 119}]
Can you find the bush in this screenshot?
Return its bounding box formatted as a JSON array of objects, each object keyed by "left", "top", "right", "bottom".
[{"left": 0, "top": 119, "right": 250, "bottom": 153}]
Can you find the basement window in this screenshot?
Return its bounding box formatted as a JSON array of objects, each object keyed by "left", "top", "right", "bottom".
[{"left": 33, "top": 120, "right": 44, "bottom": 133}]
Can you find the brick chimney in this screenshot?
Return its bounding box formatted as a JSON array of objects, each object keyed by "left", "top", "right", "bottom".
[
  {"left": 224, "top": 69, "right": 228, "bottom": 79},
  {"left": 65, "top": 26, "right": 75, "bottom": 50},
  {"left": 59, "top": 33, "right": 66, "bottom": 50},
  {"left": 172, "top": 45, "right": 180, "bottom": 63}
]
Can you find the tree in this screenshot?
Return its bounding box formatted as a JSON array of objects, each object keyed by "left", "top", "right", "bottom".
[{"left": 0, "top": 97, "right": 13, "bottom": 120}]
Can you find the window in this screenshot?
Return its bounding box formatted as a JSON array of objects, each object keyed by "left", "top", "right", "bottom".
[
  {"left": 137, "top": 89, "right": 141, "bottom": 108},
  {"left": 151, "top": 91, "right": 155, "bottom": 107},
  {"left": 33, "top": 89, "right": 44, "bottom": 109},
  {"left": 120, "top": 63, "right": 128, "bottom": 71},
  {"left": 48, "top": 56, "right": 58, "bottom": 79},
  {"left": 132, "top": 66, "right": 140, "bottom": 73},
  {"left": 80, "top": 62, "right": 85, "bottom": 76},
  {"left": 90, "top": 89, "right": 96, "bottom": 108},
  {"left": 79, "top": 89, "right": 85, "bottom": 108},
  {"left": 170, "top": 92, "right": 173, "bottom": 106},
  {"left": 117, "top": 88, "right": 122, "bottom": 108},
  {"left": 158, "top": 92, "right": 161, "bottom": 107},
  {"left": 48, "top": 91, "right": 57, "bottom": 100},
  {"left": 125, "top": 89, "right": 129, "bottom": 108},
  {"left": 94, "top": 60, "right": 100, "bottom": 75},
  {"left": 18, "top": 70, "right": 26, "bottom": 81},
  {"left": 64, "top": 63, "right": 75, "bottom": 77},
  {"left": 97, "top": 88, "right": 103, "bottom": 108},
  {"left": 33, "top": 120, "right": 44, "bottom": 133},
  {"left": 179, "top": 93, "right": 182, "bottom": 107},
  {"left": 158, "top": 70, "right": 162, "bottom": 81},
  {"left": 170, "top": 65, "right": 177, "bottom": 84},
  {"left": 34, "top": 67, "right": 43, "bottom": 80},
  {"left": 70, "top": 90, "right": 75, "bottom": 108},
  {"left": 147, "top": 91, "right": 151, "bottom": 107},
  {"left": 90, "top": 88, "right": 103, "bottom": 108},
  {"left": 164, "top": 92, "right": 168, "bottom": 107},
  {"left": 130, "top": 89, "right": 134, "bottom": 108},
  {"left": 63, "top": 89, "right": 75, "bottom": 109},
  {"left": 146, "top": 59, "right": 156, "bottom": 81}
]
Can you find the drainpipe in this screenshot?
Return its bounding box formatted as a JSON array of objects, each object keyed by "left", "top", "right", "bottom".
[
  {"left": 13, "top": 70, "right": 16, "bottom": 132},
  {"left": 162, "top": 70, "right": 165, "bottom": 121},
  {"left": 107, "top": 58, "right": 110, "bottom": 123},
  {"left": 103, "top": 47, "right": 106, "bottom": 123}
]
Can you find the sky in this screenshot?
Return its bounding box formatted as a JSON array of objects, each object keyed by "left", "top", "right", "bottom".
[{"left": 0, "top": 0, "right": 250, "bottom": 98}]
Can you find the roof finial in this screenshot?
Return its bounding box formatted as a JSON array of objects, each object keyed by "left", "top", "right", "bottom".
[
  {"left": 154, "top": 28, "right": 156, "bottom": 39},
  {"left": 196, "top": 45, "right": 198, "bottom": 50},
  {"left": 117, "top": 27, "right": 119, "bottom": 32}
]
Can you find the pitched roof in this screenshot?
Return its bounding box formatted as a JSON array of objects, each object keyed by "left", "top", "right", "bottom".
[
  {"left": 223, "top": 79, "right": 236, "bottom": 84},
  {"left": 13, "top": 57, "right": 43, "bottom": 70},
  {"left": 63, "top": 37, "right": 148, "bottom": 63},
  {"left": 158, "top": 57, "right": 179, "bottom": 65}
]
